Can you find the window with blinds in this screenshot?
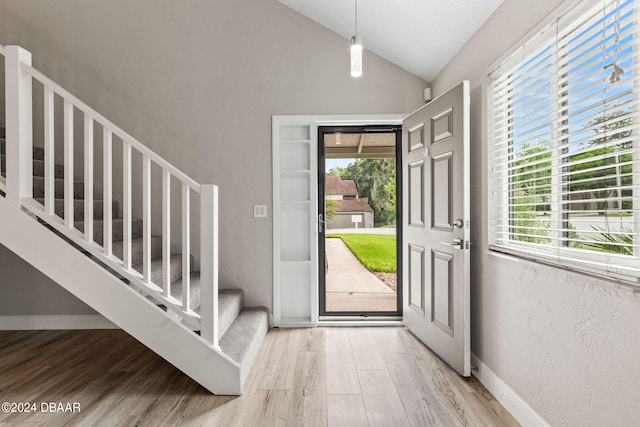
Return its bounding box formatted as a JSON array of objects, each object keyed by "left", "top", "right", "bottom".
[{"left": 488, "top": 0, "right": 640, "bottom": 285}]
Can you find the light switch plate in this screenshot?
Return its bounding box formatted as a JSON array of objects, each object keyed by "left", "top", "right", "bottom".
[{"left": 254, "top": 204, "right": 267, "bottom": 218}]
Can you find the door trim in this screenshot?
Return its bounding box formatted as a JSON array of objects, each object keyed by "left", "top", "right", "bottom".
[
  {"left": 272, "top": 114, "right": 403, "bottom": 327},
  {"left": 318, "top": 125, "right": 403, "bottom": 317}
]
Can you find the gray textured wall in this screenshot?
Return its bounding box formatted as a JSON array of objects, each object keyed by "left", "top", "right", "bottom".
[
  {"left": 0, "top": 0, "right": 426, "bottom": 315},
  {"left": 431, "top": 0, "right": 640, "bottom": 424},
  {"left": 0, "top": 245, "right": 97, "bottom": 315}
]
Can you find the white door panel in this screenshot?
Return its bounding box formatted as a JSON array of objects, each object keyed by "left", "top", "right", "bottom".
[{"left": 402, "top": 81, "right": 470, "bottom": 376}]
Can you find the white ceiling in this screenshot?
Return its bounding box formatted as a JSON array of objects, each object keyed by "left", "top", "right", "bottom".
[{"left": 278, "top": 0, "right": 504, "bottom": 81}]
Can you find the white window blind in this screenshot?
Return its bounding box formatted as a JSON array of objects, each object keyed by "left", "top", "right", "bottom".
[{"left": 488, "top": 0, "right": 640, "bottom": 285}]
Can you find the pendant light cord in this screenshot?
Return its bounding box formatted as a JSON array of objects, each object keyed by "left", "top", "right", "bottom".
[{"left": 355, "top": 0, "right": 358, "bottom": 37}]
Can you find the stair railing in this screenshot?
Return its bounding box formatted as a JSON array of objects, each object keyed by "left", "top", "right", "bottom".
[{"left": 3, "top": 45, "right": 219, "bottom": 349}]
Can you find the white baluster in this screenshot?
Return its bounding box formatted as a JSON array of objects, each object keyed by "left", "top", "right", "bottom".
[
  {"left": 122, "top": 141, "right": 132, "bottom": 270},
  {"left": 5, "top": 46, "right": 33, "bottom": 207},
  {"left": 83, "top": 114, "right": 94, "bottom": 243},
  {"left": 103, "top": 128, "right": 113, "bottom": 257},
  {"left": 163, "top": 169, "right": 171, "bottom": 297},
  {"left": 63, "top": 99, "right": 74, "bottom": 228},
  {"left": 43, "top": 87, "right": 55, "bottom": 216},
  {"left": 142, "top": 155, "right": 152, "bottom": 283},
  {"left": 182, "top": 183, "right": 191, "bottom": 310},
  {"left": 200, "top": 184, "right": 219, "bottom": 348}
]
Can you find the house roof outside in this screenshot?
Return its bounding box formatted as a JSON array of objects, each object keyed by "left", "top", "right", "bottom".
[
  {"left": 325, "top": 175, "right": 357, "bottom": 197},
  {"left": 336, "top": 198, "right": 373, "bottom": 213}
]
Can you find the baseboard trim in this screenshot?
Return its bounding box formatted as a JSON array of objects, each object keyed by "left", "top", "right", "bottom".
[
  {"left": 471, "top": 353, "right": 550, "bottom": 427},
  {"left": 0, "top": 315, "right": 118, "bottom": 330}
]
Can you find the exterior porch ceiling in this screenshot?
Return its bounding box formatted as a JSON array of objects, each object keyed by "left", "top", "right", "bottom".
[{"left": 324, "top": 133, "right": 395, "bottom": 158}]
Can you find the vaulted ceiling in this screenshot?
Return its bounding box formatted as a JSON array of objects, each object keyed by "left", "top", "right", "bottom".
[{"left": 278, "top": 0, "right": 504, "bottom": 81}]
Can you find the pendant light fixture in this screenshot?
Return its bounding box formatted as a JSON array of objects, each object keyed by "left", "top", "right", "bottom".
[{"left": 350, "top": 0, "right": 362, "bottom": 77}]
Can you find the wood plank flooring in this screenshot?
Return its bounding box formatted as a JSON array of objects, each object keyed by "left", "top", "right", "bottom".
[{"left": 0, "top": 328, "right": 519, "bottom": 426}]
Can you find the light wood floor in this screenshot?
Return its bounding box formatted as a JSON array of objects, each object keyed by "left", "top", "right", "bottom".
[{"left": 0, "top": 327, "right": 519, "bottom": 427}]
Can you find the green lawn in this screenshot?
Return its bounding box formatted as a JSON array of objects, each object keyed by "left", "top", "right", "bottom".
[{"left": 329, "top": 234, "right": 396, "bottom": 273}]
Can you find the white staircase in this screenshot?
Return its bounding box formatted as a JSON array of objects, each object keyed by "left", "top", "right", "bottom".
[{"left": 0, "top": 44, "right": 268, "bottom": 395}]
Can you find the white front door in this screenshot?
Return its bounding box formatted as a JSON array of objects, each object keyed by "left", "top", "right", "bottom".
[{"left": 402, "top": 81, "right": 471, "bottom": 376}]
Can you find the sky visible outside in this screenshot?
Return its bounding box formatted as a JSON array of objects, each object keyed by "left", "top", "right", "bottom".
[{"left": 326, "top": 158, "right": 355, "bottom": 172}]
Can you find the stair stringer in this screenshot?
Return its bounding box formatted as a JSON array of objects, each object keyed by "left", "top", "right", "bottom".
[{"left": 0, "top": 197, "right": 243, "bottom": 395}]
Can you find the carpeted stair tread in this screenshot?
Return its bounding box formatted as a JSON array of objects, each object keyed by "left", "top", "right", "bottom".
[
  {"left": 169, "top": 278, "right": 244, "bottom": 339},
  {"left": 34, "top": 159, "right": 65, "bottom": 179},
  {"left": 33, "top": 176, "right": 84, "bottom": 199},
  {"left": 35, "top": 198, "right": 119, "bottom": 221},
  {"left": 132, "top": 255, "right": 182, "bottom": 287},
  {"left": 75, "top": 218, "right": 143, "bottom": 245},
  {"left": 111, "top": 236, "right": 162, "bottom": 266},
  {"left": 219, "top": 307, "right": 269, "bottom": 380},
  {"left": 218, "top": 289, "right": 245, "bottom": 338}
]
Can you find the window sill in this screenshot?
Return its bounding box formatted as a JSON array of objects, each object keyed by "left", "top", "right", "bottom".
[{"left": 487, "top": 245, "right": 640, "bottom": 294}]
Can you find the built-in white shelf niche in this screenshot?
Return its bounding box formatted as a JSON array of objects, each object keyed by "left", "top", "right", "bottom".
[{"left": 272, "top": 117, "right": 317, "bottom": 326}]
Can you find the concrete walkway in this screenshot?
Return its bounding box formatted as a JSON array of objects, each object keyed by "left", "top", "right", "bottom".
[{"left": 325, "top": 238, "right": 396, "bottom": 312}]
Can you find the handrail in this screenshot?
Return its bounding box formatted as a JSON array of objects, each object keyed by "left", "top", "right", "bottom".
[{"left": 23, "top": 63, "right": 201, "bottom": 192}]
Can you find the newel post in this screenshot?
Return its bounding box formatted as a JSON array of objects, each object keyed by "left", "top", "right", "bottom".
[
  {"left": 200, "top": 184, "right": 219, "bottom": 349},
  {"left": 5, "top": 46, "right": 33, "bottom": 206}
]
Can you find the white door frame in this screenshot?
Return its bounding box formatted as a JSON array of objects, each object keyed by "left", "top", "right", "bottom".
[{"left": 272, "top": 114, "right": 404, "bottom": 327}]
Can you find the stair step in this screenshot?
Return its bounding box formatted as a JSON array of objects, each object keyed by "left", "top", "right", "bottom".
[
  {"left": 218, "top": 289, "right": 245, "bottom": 338},
  {"left": 133, "top": 254, "right": 182, "bottom": 287},
  {"left": 219, "top": 307, "right": 269, "bottom": 379},
  {"left": 75, "top": 218, "right": 143, "bottom": 245},
  {"left": 1, "top": 155, "right": 65, "bottom": 179},
  {"left": 112, "top": 236, "right": 162, "bottom": 267},
  {"left": 33, "top": 146, "right": 45, "bottom": 161},
  {"left": 35, "top": 198, "right": 119, "bottom": 221},
  {"left": 169, "top": 272, "right": 200, "bottom": 312},
  {"left": 34, "top": 159, "right": 65, "bottom": 179},
  {"left": 33, "top": 176, "right": 83, "bottom": 199},
  {"left": 170, "top": 275, "right": 244, "bottom": 337}
]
